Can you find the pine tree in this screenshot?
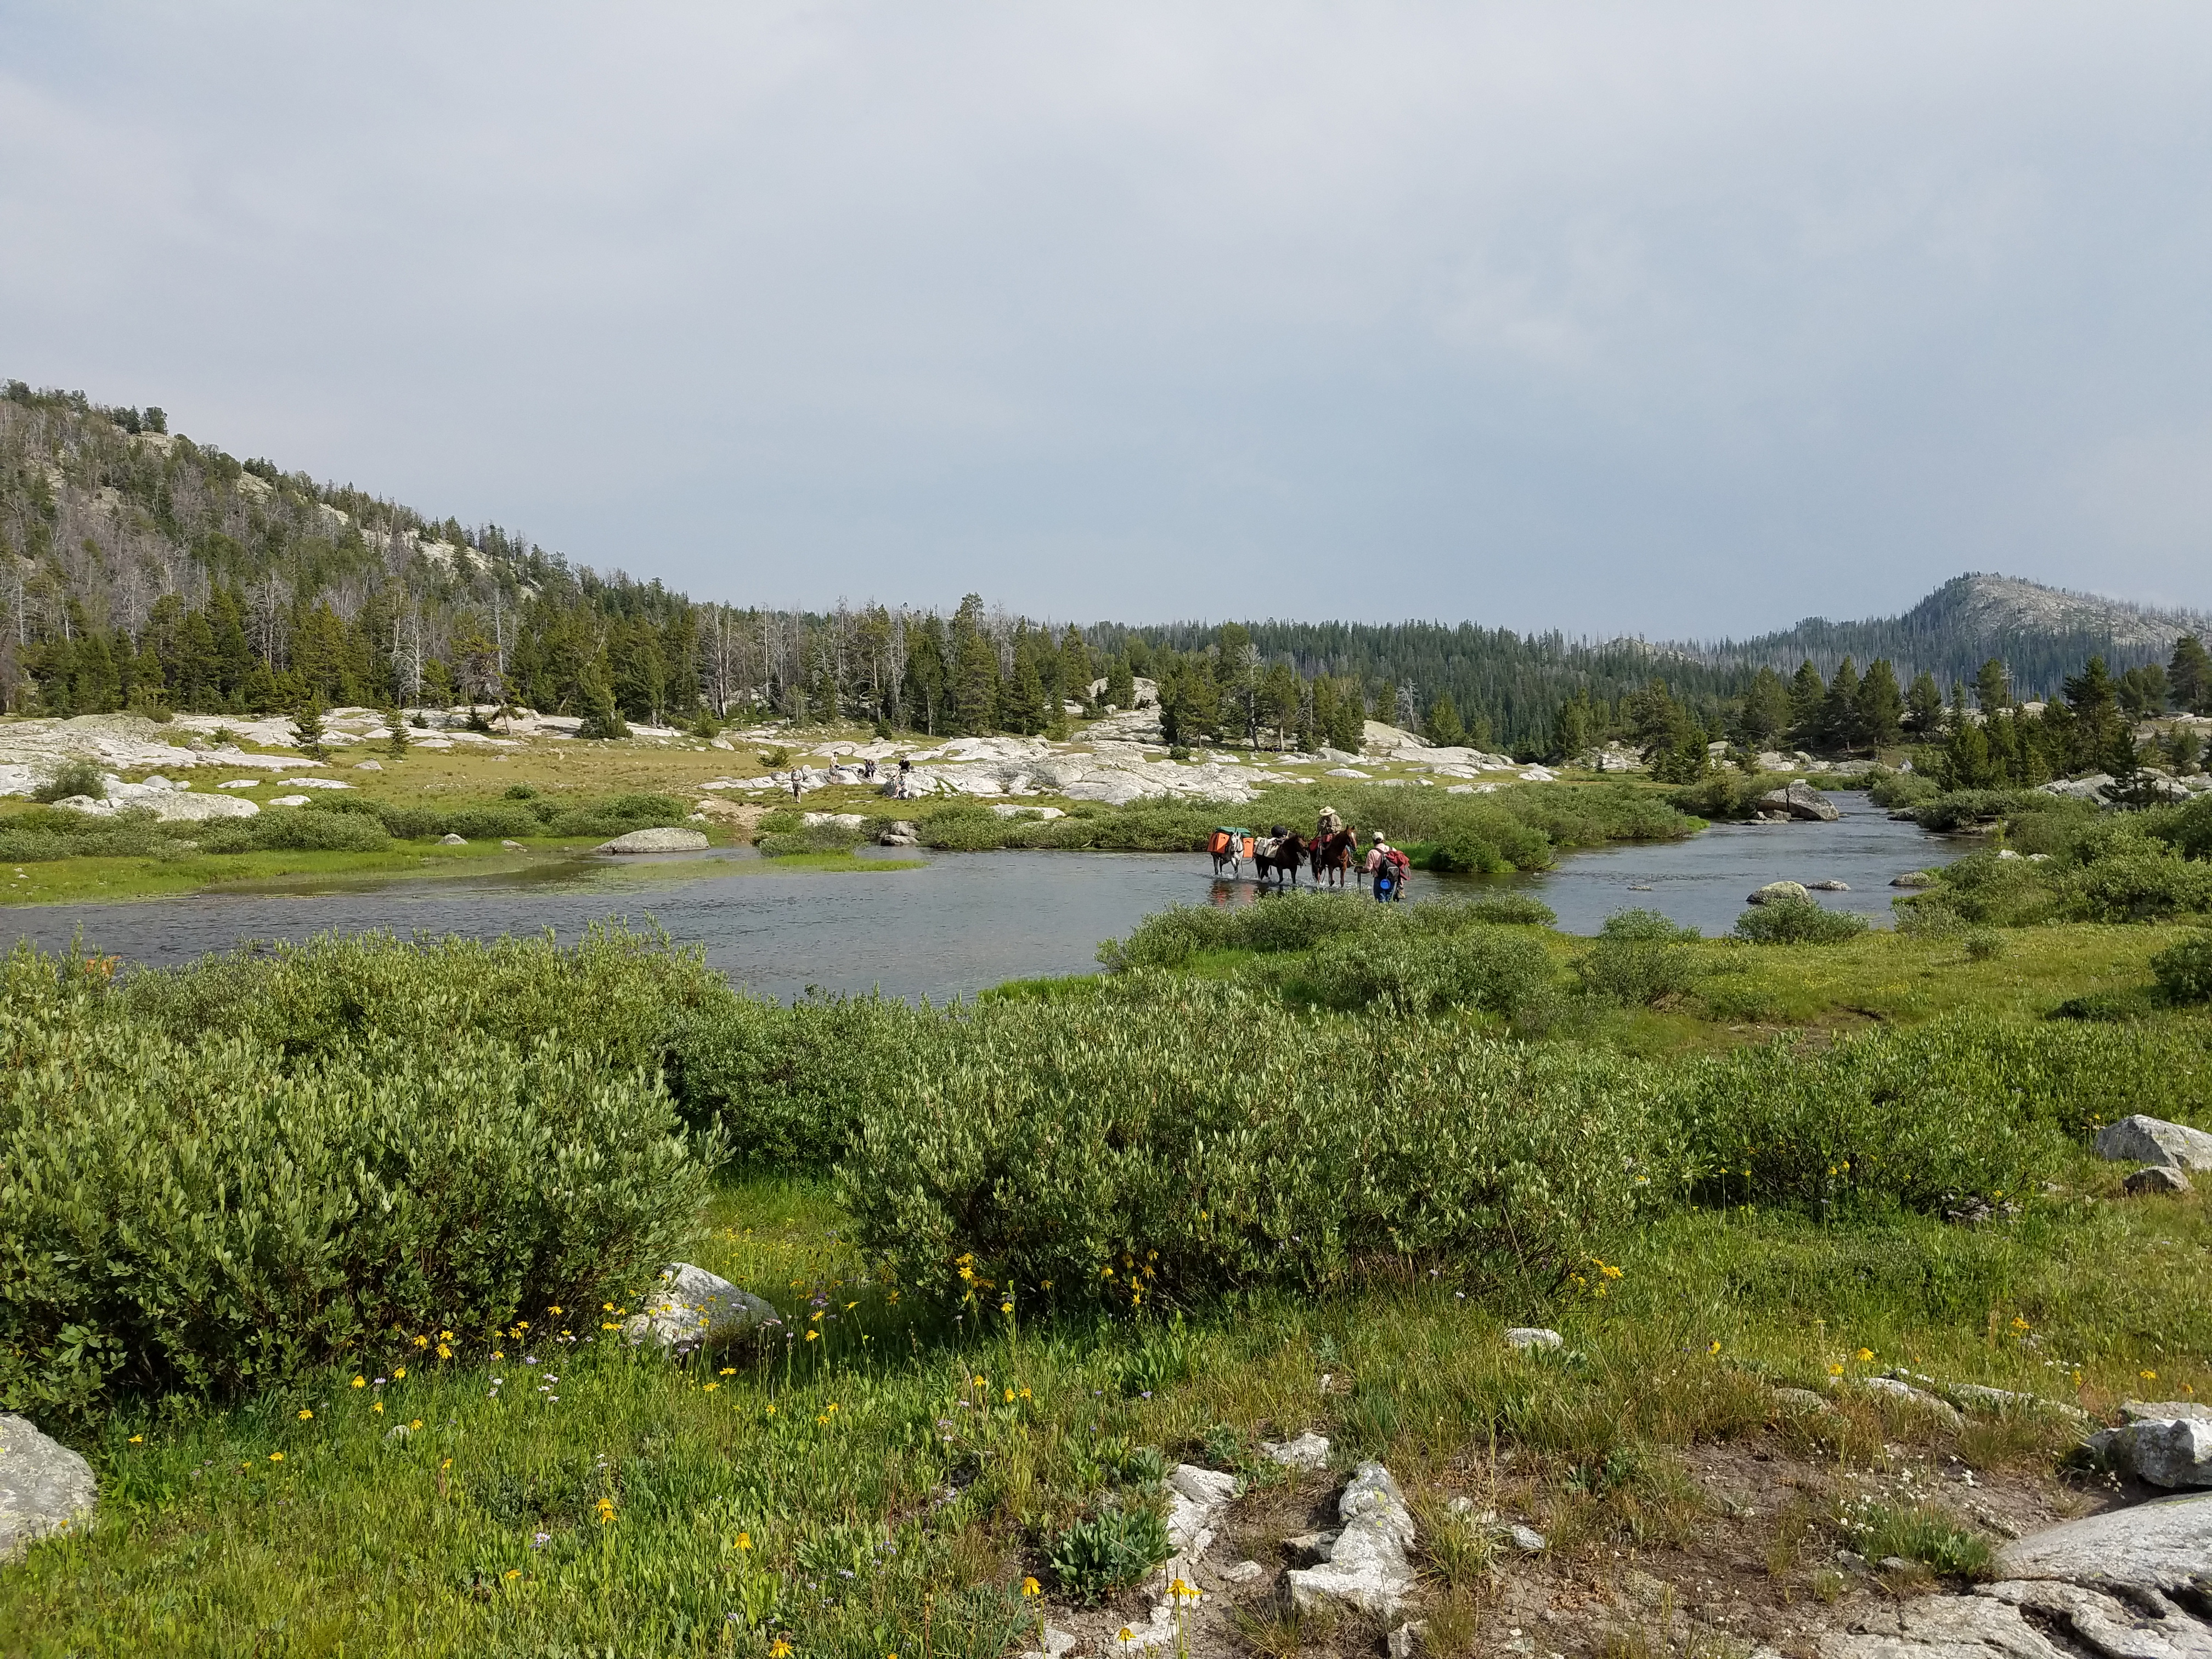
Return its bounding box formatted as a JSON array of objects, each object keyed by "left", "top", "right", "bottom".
[
  {"left": 1423, "top": 692, "right": 1467, "bottom": 747},
  {"left": 2062, "top": 656, "right": 2121, "bottom": 772},
  {"left": 2169, "top": 634, "right": 2212, "bottom": 714},
  {"left": 292, "top": 699, "right": 327, "bottom": 760},
  {"left": 385, "top": 707, "right": 409, "bottom": 759},
  {"left": 1104, "top": 652, "right": 1135, "bottom": 711},
  {"left": 1904, "top": 670, "right": 1943, "bottom": 735},
  {"left": 1814, "top": 657, "right": 1859, "bottom": 753},
  {"left": 1854, "top": 658, "right": 1904, "bottom": 749},
  {"left": 577, "top": 663, "right": 630, "bottom": 739},
  {"left": 1973, "top": 657, "right": 2011, "bottom": 712},
  {"left": 1787, "top": 661, "right": 1825, "bottom": 749}
]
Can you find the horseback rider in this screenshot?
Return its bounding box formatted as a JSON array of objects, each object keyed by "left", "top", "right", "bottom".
[{"left": 1317, "top": 804, "right": 1343, "bottom": 840}]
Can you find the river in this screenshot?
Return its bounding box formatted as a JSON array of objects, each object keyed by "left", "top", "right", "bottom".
[{"left": 8, "top": 794, "right": 1957, "bottom": 1002}]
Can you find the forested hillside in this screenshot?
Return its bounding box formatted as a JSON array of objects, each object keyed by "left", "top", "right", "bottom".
[
  {"left": 5, "top": 380, "right": 2204, "bottom": 764},
  {"left": 1691, "top": 572, "right": 2208, "bottom": 696}
]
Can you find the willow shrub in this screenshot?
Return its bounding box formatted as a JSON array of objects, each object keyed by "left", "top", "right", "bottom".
[
  {"left": 1098, "top": 890, "right": 1555, "bottom": 972},
  {"left": 1276, "top": 926, "right": 1554, "bottom": 1019},
  {"left": 1673, "top": 1012, "right": 2211, "bottom": 1214},
  {"left": 837, "top": 977, "right": 1677, "bottom": 1311},
  {"left": 0, "top": 946, "right": 719, "bottom": 1415}
]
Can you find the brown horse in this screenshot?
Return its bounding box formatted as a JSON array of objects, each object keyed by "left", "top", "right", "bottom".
[
  {"left": 1310, "top": 828, "right": 1358, "bottom": 888},
  {"left": 1254, "top": 829, "right": 1310, "bottom": 888}
]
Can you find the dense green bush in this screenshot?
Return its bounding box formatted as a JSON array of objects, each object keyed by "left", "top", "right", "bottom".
[
  {"left": 837, "top": 978, "right": 1677, "bottom": 1308},
  {"left": 665, "top": 991, "right": 934, "bottom": 1164},
  {"left": 2064, "top": 846, "right": 2212, "bottom": 922},
  {"left": 2151, "top": 933, "right": 2212, "bottom": 1003},
  {"left": 1679, "top": 1019, "right": 2058, "bottom": 1211},
  {"left": 309, "top": 791, "right": 690, "bottom": 843},
  {"left": 0, "top": 943, "right": 720, "bottom": 1414},
  {"left": 1677, "top": 1012, "right": 2210, "bottom": 1215},
  {"left": 1670, "top": 772, "right": 1776, "bottom": 822},
  {"left": 2159, "top": 795, "right": 2212, "bottom": 862},
  {"left": 1281, "top": 926, "right": 1555, "bottom": 1018},
  {"left": 1099, "top": 891, "right": 1557, "bottom": 972},
  {"left": 1733, "top": 898, "right": 1869, "bottom": 944},
  {"left": 0, "top": 806, "right": 187, "bottom": 864},
  {"left": 1866, "top": 771, "right": 1942, "bottom": 811},
  {"left": 196, "top": 806, "right": 392, "bottom": 853},
  {"left": 1577, "top": 910, "right": 1705, "bottom": 1005},
  {"left": 30, "top": 759, "right": 105, "bottom": 803},
  {"left": 917, "top": 802, "right": 1013, "bottom": 851},
  {"left": 121, "top": 923, "right": 741, "bottom": 1074},
  {"left": 758, "top": 820, "right": 867, "bottom": 857}
]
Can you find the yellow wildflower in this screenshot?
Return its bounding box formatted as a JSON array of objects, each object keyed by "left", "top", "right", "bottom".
[
  {"left": 1022, "top": 1576, "right": 1042, "bottom": 1596},
  {"left": 269, "top": 1452, "right": 284, "bottom": 1462},
  {"left": 351, "top": 1376, "right": 366, "bottom": 1389}
]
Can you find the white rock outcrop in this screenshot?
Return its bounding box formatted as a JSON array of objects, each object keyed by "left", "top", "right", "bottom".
[
  {"left": 622, "top": 1264, "right": 775, "bottom": 1352},
  {"left": 1504, "top": 1327, "right": 1564, "bottom": 1352},
  {"left": 1286, "top": 1462, "right": 1417, "bottom": 1619},
  {"left": 2095, "top": 1115, "right": 2212, "bottom": 1172},
  {"left": 0, "top": 1414, "right": 98, "bottom": 1559}
]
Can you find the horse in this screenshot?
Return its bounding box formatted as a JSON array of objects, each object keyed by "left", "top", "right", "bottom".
[
  {"left": 1254, "top": 830, "right": 1310, "bottom": 889},
  {"left": 1209, "top": 831, "right": 1245, "bottom": 880},
  {"left": 1310, "top": 828, "right": 1358, "bottom": 889}
]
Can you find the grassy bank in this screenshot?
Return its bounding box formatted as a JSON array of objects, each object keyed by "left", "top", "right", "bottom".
[{"left": 1, "top": 915, "right": 2207, "bottom": 1655}]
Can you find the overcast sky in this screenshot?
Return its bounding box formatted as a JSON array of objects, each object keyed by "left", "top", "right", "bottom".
[{"left": 5, "top": 4, "right": 2212, "bottom": 637}]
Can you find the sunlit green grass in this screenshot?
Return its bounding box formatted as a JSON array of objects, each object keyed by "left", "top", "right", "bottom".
[{"left": 5, "top": 1167, "right": 2202, "bottom": 1657}]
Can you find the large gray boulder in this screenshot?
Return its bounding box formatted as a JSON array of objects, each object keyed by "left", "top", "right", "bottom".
[
  {"left": 2095, "top": 1115, "right": 2212, "bottom": 1172},
  {"left": 622, "top": 1263, "right": 775, "bottom": 1352},
  {"left": 1747, "top": 881, "right": 1812, "bottom": 906},
  {"left": 1755, "top": 781, "right": 1841, "bottom": 822},
  {"left": 594, "top": 827, "right": 710, "bottom": 854},
  {"left": 1287, "top": 1462, "right": 1418, "bottom": 1618},
  {"left": 1, "top": 1414, "right": 97, "bottom": 1559},
  {"left": 1996, "top": 1490, "right": 2212, "bottom": 1593},
  {"left": 1818, "top": 1493, "right": 2212, "bottom": 1659},
  {"left": 2080, "top": 1417, "right": 2212, "bottom": 1489}
]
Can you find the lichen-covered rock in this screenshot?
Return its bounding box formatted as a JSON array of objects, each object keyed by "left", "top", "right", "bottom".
[
  {"left": 595, "top": 827, "right": 710, "bottom": 854},
  {"left": 622, "top": 1263, "right": 775, "bottom": 1352},
  {"left": 1260, "top": 1431, "right": 1331, "bottom": 1471},
  {"left": 1287, "top": 1462, "right": 1417, "bottom": 1618},
  {"left": 0, "top": 1414, "right": 97, "bottom": 1559},
  {"left": 1504, "top": 1327, "right": 1562, "bottom": 1352},
  {"left": 2095, "top": 1115, "right": 2212, "bottom": 1172},
  {"left": 1748, "top": 880, "right": 1812, "bottom": 905}
]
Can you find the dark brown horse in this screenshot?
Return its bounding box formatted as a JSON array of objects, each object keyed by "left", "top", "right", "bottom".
[
  {"left": 1254, "top": 829, "right": 1310, "bottom": 888},
  {"left": 1310, "top": 828, "right": 1358, "bottom": 888}
]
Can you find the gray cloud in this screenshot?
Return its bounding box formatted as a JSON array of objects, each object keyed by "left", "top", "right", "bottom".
[{"left": 5, "top": 2, "right": 2211, "bottom": 635}]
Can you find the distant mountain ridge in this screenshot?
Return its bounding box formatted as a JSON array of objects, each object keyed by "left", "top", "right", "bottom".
[{"left": 1689, "top": 573, "right": 2212, "bottom": 697}]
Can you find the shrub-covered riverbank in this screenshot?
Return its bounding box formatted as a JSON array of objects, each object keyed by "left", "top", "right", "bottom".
[{"left": 0, "top": 916, "right": 2205, "bottom": 1655}]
